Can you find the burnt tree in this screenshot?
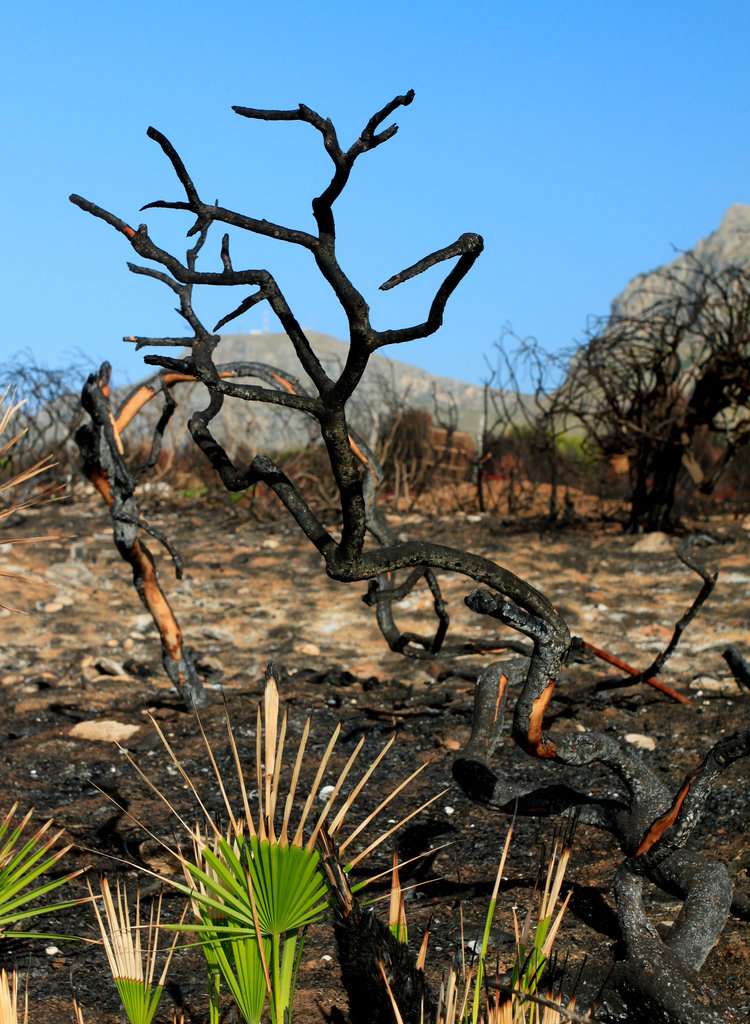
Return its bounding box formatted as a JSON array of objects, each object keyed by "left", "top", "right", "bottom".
[
  {"left": 71, "top": 94, "right": 748, "bottom": 1022},
  {"left": 555, "top": 254, "right": 750, "bottom": 532}
]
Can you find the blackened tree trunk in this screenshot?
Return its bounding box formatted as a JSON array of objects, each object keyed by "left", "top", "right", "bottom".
[{"left": 627, "top": 440, "right": 683, "bottom": 532}]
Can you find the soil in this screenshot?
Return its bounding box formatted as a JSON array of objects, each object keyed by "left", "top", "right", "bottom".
[{"left": 0, "top": 491, "right": 748, "bottom": 1022}]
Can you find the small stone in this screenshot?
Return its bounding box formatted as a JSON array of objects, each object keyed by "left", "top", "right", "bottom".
[
  {"left": 689, "top": 675, "right": 737, "bottom": 694},
  {"left": 624, "top": 733, "right": 656, "bottom": 751},
  {"left": 95, "top": 657, "right": 126, "bottom": 676},
  {"left": 298, "top": 642, "right": 321, "bottom": 657},
  {"left": 70, "top": 541, "right": 88, "bottom": 562},
  {"left": 70, "top": 720, "right": 141, "bottom": 742},
  {"left": 632, "top": 532, "right": 672, "bottom": 553},
  {"left": 318, "top": 785, "right": 336, "bottom": 802},
  {"left": 45, "top": 946, "right": 60, "bottom": 956},
  {"left": 444, "top": 806, "right": 455, "bottom": 815},
  {"left": 200, "top": 625, "right": 235, "bottom": 644},
  {"left": 43, "top": 602, "right": 64, "bottom": 614}
]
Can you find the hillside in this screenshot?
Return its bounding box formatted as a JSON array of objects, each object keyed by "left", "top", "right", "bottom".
[{"left": 126, "top": 330, "right": 525, "bottom": 454}]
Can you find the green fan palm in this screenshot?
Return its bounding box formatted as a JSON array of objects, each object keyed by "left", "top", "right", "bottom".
[
  {"left": 0, "top": 804, "right": 83, "bottom": 940},
  {"left": 117, "top": 661, "right": 444, "bottom": 1024}
]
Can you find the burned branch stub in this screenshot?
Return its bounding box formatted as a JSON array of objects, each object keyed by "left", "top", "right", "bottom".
[{"left": 71, "top": 95, "right": 750, "bottom": 1022}]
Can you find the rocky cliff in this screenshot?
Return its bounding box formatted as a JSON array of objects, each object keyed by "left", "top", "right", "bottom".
[{"left": 609, "top": 203, "right": 750, "bottom": 318}]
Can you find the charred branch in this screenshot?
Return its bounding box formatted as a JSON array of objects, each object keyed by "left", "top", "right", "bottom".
[
  {"left": 76, "top": 363, "right": 206, "bottom": 708},
  {"left": 72, "top": 95, "right": 745, "bottom": 1022}
]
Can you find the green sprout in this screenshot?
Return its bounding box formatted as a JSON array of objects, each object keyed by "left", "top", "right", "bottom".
[
  {"left": 383, "top": 819, "right": 591, "bottom": 1024},
  {"left": 88, "top": 876, "right": 182, "bottom": 1024}
]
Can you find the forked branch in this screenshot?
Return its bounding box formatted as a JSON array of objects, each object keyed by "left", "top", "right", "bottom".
[{"left": 72, "top": 94, "right": 743, "bottom": 1022}]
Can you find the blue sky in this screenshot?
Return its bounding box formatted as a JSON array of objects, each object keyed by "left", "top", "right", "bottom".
[{"left": 3, "top": 1, "right": 750, "bottom": 388}]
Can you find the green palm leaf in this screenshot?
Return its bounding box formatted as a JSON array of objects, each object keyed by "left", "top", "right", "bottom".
[
  {"left": 117, "top": 661, "right": 439, "bottom": 1024},
  {"left": 0, "top": 805, "right": 83, "bottom": 939},
  {"left": 88, "top": 877, "right": 182, "bottom": 1024}
]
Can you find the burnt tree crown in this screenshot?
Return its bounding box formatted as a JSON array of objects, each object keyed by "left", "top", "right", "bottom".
[{"left": 71, "top": 95, "right": 750, "bottom": 1023}]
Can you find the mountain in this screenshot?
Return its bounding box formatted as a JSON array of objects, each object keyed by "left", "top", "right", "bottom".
[
  {"left": 609, "top": 203, "right": 750, "bottom": 319},
  {"left": 126, "top": 330, "right": 522, "bottom": 454}
]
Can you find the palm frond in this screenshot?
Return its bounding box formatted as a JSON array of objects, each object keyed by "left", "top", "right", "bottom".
[
  {"left": 0, "top": 970, "right": 27, "bottom": 1024},
  {"left": 88, "top": 876, "right": 182, "bottom": 1024},
  {"left": 0, "top": 804, "right": 84, "bottom": 938},
  {"left": 386, "top": 820, "right": 592, "bottom": 1024},
  {"left": 114, "top": 659, "right": 440, "bottom": 1024}
]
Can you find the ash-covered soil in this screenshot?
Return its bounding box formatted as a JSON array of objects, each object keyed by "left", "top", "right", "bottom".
[{"left": 0, "top": 494, "right": 748, "bottom": 1022}]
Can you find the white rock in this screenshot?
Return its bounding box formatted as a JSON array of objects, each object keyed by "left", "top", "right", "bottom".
[
  {"left": 298, "top": 642, "right": 321, "bottom": 657},
  {"left": 95, "top": 657, "right": 126, "bottom": 676},
  {"left": 318, "top": 785, "right": 336, "bottom": 802},
  {"left": 200, "top": 625, "right": 235, "bottom": 643},
  {"left": 70, "top": 720, "right": 141, "bottom": 742},
  {"left": 689, "top": 675, "right": 737, "bottom": 694},
  {"left": 632, "top": 532, "right": 672, "bottom": 553},
  {"left": 624, "top": 733, "right": 656, "bottom": 751}
]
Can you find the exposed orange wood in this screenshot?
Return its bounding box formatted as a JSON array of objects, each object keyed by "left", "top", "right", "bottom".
[
  {"left": 495, "top": 673, "right": 509, "bottom": 724},
  {"left": 525, "top": 679, "right": 557, "bottom": 759},
  {"left": 88, "top": 468, "right": 113, "bottom": 505},
  {"left": 115, "top": 371, "right": 236, "bottom": 432},
  {"left": 132, "top": 538, "right": 183, "bottom": 660},
  {"left": 636, "top": 775, "right": 696, "bottom": 856},
  {"left": 583, "top": 641, "right": 691, "bottom": 705},
  {"left": 348, "top": 434, "right": 380, "bottom": 489},
  {"left": 84, "top": 468, "right": 185, "bottom": 666},
  {"left": 270, "top": 371, "right": 296, "bottom": 394}
]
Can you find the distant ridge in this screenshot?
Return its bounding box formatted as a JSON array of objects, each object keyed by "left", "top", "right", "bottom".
[
  {"left": 609, "top": 203, "right": 750, "bottom": 318},
  {"left": 128, "top": 330, "right": 519, "bottom": 453}
]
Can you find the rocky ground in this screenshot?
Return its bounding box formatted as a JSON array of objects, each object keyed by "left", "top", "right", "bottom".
[{"left": 0, "top": 490, "right": 748, "bottom": 1022}]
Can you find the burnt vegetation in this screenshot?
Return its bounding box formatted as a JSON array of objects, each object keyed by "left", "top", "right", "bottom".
[
  {"left": 553, "top": 255, "right": 750, "bottom": 533},
  {"left": 5, "top": 92, "right": 743, "bottom": 1024}
]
